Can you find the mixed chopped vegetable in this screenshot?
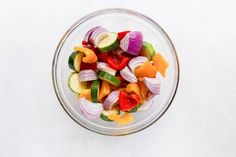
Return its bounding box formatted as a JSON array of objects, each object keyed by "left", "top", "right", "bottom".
[{"left": 68, "top": 26, "right": 169, "bottom": 126}]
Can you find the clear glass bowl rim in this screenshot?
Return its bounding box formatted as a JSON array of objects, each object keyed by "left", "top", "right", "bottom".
[{"left": 52, "top": 8, "right": 180, "bottom": 136}]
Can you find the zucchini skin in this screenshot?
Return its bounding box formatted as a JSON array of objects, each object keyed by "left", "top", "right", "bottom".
[
  {"left": 99, "top": 39, "right": 118, "bottom": 52},
  {"left": 68, "top": 51, "right": 77, "bottom": 70},
  {"left": 68, "top": 72, "right": 87, "bottom": 94},
  {"left": 98, "top": 71, "right": 121, "bottom": 87},
  {"left": 91, "top": 80, "right": 100, "bottom": 103},
  {"left": 100, "top": 109, "right": 120, "bottom": 122},
  {"left": 100, "top": 114, "right": 113, "bottom": 122}
]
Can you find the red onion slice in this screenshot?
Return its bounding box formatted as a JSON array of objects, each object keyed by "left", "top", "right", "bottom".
[
  {"left": 97, "top": 62, "right": 116, "bottom": 75},
  {"left": 120, "top": 31, "right": 143, "bottom": 56},
  {"left": 78, "top": 98, "right": 103, "bottom": 119},
  {"left": 128, "top": 56, "right": 148, "bottom": 73},
  {"left": 103, "top": 91, "right": 120, "bottom": 110},
  {"left": 84, "top": 26, "right": 101, "bottom": 43},
  {"left": 90, "top": 27, "right": 108, "bottom": 46},
  {"left": 120, "top": 33, "right": 129, "bottom": 51},
  {"left": 78, "top": 70, "right": 97, "bottom": 82},
  {"left": 143, "top": 77, "right": 161, "bottom": 95},
  {"left": 79, "top": 105, "right": 99, "bottom": 119},
  {"left": 120, "top": 66, "right": 137, "bottom": 83},
  {"left": 81, "top": 99, "right": 103, "bottom": 114}
]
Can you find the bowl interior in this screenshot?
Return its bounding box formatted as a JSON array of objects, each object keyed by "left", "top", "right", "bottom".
[{"left": 53, "top": 9, "right": 179, "bottom": 135}]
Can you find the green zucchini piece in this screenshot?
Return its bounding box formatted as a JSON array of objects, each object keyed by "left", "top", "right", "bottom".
[
  {"left": 140, "top": 41, "right": 155, "bottom": 61},
  {"left": 68, "top": 51, "right": 83, "bottom": 72},
  {"left": 91, "top": 80, "right": 100, "bottom": 103},
  {"left": 98, "top": 71, "right": 121, "bottom": 87},
  {"left": 98, "top": 32, "right": 118, "bottom": 52},
  {"left": 100, "top": 109, "right": 120, "bottom": 122},
  {"left": 68, "top": 72, "right": 87, "bottom": 94}
]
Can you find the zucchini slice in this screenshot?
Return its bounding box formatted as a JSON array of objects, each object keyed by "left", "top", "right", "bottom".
[
  {"left": 68, "top": 72, "right": 87, "bottom": 94},
  {"left": 98, "top": 71, "right": 121, "bottom": 87},
  {"left": 91, "top": 80, "right": 100, "bottom": 103},
  {"left": 140, "top": 41, "right": 155, "bottom": 61},
  {"left": 98, "top": 32, "right": 118, "bottom": 52},
  {"left": 100, "top": 109, "right": 120, "bottom": 122},
  {"left": 68, "top": 51, "right": 83, "bottom": 72}
]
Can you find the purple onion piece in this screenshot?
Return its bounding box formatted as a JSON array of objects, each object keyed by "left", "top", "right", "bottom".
[
  {"left": 128, "top": 56, "right": 148, "bottom": 73},
  {"left": 120, "top": 66, "right": 137, "bottom": 83},
  {"left": 90, "top": 27, "right": 108, "bottom": 46},
  {"left": 143, "top": 77, "right": 161, "bottom": 95},
  {"left": 78, "top": 98, "right": 103, "bottom": 119},
  {"left": 103, "top": 91, "right": 120, "bottom": 110},
  {"left": 120, "top": 31, "right": 143, "bottom": 56},
  {"left": 84, "top": 26, "right": 101, "bottom": 43},
  {"left": 120, "top": 34, "right": 129, "bottom": 51},
  {"left": 79, "top": 105, "right": 99, "bottom": 119},
  {"left": 78, "top": 70, "right": 97, "bottom": 82}
]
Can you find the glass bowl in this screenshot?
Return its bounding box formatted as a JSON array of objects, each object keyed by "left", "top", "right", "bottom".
[{"left": 52, "top": 8, "right": 179, "bottom": 136}]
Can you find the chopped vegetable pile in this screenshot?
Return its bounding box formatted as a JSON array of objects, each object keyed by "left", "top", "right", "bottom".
[{"left": 68, "top": 26, "right": 169, "bottom": 126}]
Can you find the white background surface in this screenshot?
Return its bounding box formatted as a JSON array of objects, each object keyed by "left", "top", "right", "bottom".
[{"left": 0, "top": 0, "right": 236, "bottom": 156}]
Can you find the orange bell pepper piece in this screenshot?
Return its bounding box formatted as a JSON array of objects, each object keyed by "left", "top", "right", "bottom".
[
  {"left": 79, "top": 89, "right": 91, "bottom": 100},
  {"left": 74, "top": 46, "right": 97, "bottom": 63},
  {"left": 135, "top": 60, "right": 157, "bottom": 78},
  {"left": 108, "top": 113, "right": 133, "bottom": 126},
  {"left": 153, "top": 53, "right": 169, "bottom": 77},
  {"left": 138, "top": 81, "right": 148, "bottom": 101},
  {"left": 126, "top": 83, "right": 142, "bottom": 102},
  {"left": 98, "top": 81, "right": 110, "bottom": 101}
]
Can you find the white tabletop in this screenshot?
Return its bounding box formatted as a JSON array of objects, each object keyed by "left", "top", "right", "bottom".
[{"left": 0, "top": 0, "right": 236, "bottom": 156}]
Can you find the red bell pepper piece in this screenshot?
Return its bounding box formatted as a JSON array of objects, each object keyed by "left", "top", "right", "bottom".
[
  {"left": 96, "top": 52, "right": 109, "bottom": 62},
  {"left": 119, "top": 91, "right": 140, "bottom": 112},
  {"left": 82, "top": 40, "right": 88, "bottom": 45},
  {"left": 118, "top": 31, "right": 130, "bottom": 41},
  {"left": 116, "top": 75, "right": 124, "bottom": 81},
  {"left": 87, "top": 81, "right": 92, "bottom": 88},
  {"left": 116, "top": 73, "right": 125, "bottom": 81},
  {"left": 106, "top": 53, "right": 131, "bottom": 70},
  {"left": 80, "top": 62, "right": 97, "bottom": 70},
  {"left": 116, "top": 73, "right": 128, "bottom": 87}
]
